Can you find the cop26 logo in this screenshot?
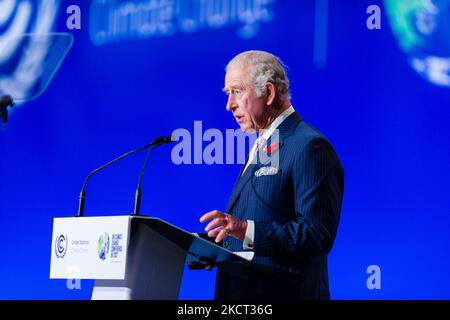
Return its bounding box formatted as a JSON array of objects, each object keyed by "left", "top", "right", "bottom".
[
  {"left": 55, "top": 234, "right": 68, "bottom": 259},
  {"left": 98, "top": 232, "right": 110, "bottom": 261},
  {"left": 0, "top": 0, "right": 60, "bottom": 99}
]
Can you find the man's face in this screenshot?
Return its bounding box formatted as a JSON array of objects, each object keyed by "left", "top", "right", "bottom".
[{"left": 224, "top": 66, "right": 267, "bottom": 133}]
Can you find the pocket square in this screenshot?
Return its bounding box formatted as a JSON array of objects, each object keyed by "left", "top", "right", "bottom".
[{"left": 254, "top": 166, "right": 280, "bottom": 177}]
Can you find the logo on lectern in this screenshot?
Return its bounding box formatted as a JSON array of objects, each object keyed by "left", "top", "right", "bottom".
[
  {"left": 98, "top": 232, "right": 110, "bottom": 261},
  {"left": 55, "top": 234, "right": 68, "bottom": 259}
]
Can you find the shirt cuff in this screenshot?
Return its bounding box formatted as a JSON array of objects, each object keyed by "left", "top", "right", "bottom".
[{"left": 243, "top": 220, "right": 255, "bottom": 250}]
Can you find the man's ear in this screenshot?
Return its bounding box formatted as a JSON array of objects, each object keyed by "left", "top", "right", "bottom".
[{"left": 265, "top": 82, "right": 276, "bottom": 106}]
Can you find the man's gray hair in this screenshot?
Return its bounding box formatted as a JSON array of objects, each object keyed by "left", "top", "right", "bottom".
[{"left": 226, "top": 50, "right": 291, "bottom": 102}]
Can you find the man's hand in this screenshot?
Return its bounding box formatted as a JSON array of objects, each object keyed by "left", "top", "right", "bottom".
[{"left": 199, "top": 210, "right": 248, "bottom": 243}]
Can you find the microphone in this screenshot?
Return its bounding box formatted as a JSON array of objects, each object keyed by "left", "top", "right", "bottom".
[
  {"left": 133, "top": 135, "right": 173, "bottom": 215},
  {"left": 77, "top": 135, "right": 172, "bottom": 217}
]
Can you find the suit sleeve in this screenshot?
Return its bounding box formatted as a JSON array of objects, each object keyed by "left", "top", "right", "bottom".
[{"left": 253, "top": 138, "right": 344, "bottom": 258}]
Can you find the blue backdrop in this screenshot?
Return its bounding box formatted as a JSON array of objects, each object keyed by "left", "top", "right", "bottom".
[{"left": 1, "top": 0, "right": 449, "bottom": 299}]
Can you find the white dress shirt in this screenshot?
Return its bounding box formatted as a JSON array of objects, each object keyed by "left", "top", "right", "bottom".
[{"left": 242, "top": 106, "right": 295, "bottom": 250}]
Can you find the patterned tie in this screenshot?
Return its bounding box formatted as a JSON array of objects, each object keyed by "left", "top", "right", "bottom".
[{"left": 242, "top": 136, "right": 266, "bottom": 175}]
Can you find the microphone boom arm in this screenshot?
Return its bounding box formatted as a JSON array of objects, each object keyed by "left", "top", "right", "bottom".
[
  {"left": 77, "top": 135, "right": 171, "bottom": 217},
  {"left": 133, "top": 135, "right": 173, "bottom": 215}
]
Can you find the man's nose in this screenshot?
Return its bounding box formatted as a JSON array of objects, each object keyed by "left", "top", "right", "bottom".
[{"left": 226, "top": 95, "right": 237, "bottom": 112}]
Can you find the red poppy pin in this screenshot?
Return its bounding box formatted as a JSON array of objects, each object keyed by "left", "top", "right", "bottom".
[{"left": 263, "top": 142, "right": 279, "bottom": 155}]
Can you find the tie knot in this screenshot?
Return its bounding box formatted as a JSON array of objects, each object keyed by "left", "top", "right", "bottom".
[
  {"left": 256, "top": 137, "right": 266, "bottom": 149},
  {"left": 250, "top": 137, "right": 266, "bottom": 160}
]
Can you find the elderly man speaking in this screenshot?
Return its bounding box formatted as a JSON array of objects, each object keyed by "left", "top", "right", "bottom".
[{"left": 200, "top": 50, "right": 344, "bottom": 300}]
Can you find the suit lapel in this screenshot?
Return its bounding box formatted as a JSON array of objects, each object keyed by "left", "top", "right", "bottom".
[
  {"left": 225, "top": 112, "right": 303, "bottom": 213},
  {"left": 226, "top": 163, "right": 257, "bottom": 212}
]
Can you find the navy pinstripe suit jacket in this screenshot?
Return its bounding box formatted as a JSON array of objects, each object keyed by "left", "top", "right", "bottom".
[{"left": 215, "top": 112, "right": 344, "bottom": 300}]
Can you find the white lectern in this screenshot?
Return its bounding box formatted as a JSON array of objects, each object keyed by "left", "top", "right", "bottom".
[{"left": 50, "top": 215, "right": 252, "bottom": 300}]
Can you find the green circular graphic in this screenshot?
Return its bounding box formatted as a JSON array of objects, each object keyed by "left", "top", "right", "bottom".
[
  {"left": 98, "top": 232, "right": 110, "bottom": 260},
  {"left": 385, "top": 0, "right": 450, "bottom": 87}
]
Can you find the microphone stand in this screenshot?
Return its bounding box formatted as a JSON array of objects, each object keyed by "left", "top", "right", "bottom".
[
  {"left": 78, "top": 137, "right": 166, "bottom": 217},
  {"left": 77, "top": 135, "right": 173, "bottom": 217},
  {"left": 133, "top": 135, "right": 173, "bottom": 215}
]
